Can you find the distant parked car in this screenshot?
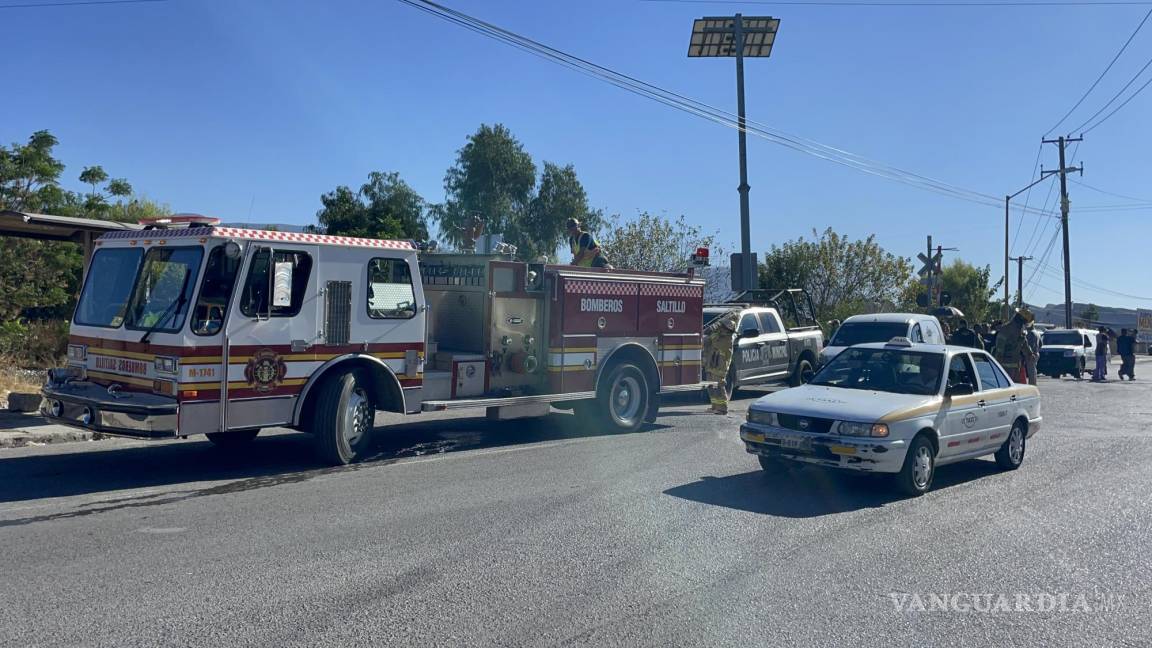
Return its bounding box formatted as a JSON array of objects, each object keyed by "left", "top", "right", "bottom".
[
  {"left": 1037, "top": 328, "right": 1098, "bottom": 379},
  {"left": 820, "top": 313, "right": 946, "bottom": 367}
]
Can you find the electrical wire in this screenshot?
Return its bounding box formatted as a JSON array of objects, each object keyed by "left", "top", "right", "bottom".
[
  {"left": 1072, "top": 178, "right": 1152, "bottom": 203},
  {"left": 1081, "top": 71, "right": 1152, "bottom": 132},
  {"left": 641, "top": 0, "right": 1152, "bottom": 5},
  {"left": 1067, "top": 54, "right": 1152, "bottom": 133},
  {"left": 0, "top": 0, "right": 164, "bottom": 8},
  {"left": 1044, "top": 8, "right": 1152, "bottom": 136},
  {"left": 1030, "top": 260, "right": 1152, "bottom": 300},
  {"left": 398, "top": 0, "right": 1064, "bottom": 217},
  {"left": 1009, "top": 145, "right": 1046, "bottom": 258}
]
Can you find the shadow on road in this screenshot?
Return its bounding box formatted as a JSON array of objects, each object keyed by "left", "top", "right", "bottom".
[
  {"left": 0, "top": 411, "right": 53, "bottom": 431},
  {"left": 663, "top": 459, "right": 1004, "bottom": 518},
  {"left": 0, "top": 412, "right": 666, "bottom": 506}
]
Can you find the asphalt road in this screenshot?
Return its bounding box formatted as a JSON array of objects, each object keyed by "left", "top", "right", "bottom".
[{"left": 2, "top": 360, "right": 1150, "bottom": 647}]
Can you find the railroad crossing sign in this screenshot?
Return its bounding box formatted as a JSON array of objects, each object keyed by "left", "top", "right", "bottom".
[{"left": 917, "top": 251, "right": 942, "bottom": 278}]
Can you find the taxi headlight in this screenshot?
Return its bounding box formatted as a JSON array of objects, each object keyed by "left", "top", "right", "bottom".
[
  {"left": 838, "top": 421, "right": 889, "bottom": 438},
  {"left": 747, "top": 409, "right": 778, "bottom": 427}
]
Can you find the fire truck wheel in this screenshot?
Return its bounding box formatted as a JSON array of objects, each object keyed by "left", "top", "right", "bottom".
[
  {"left": 313, "top": 369, "right": 376, "bottom": 465},
  {"left": 205, "top": 430, "right": 259, "bottom": 448},
  {"left": 598, "top": 363, "right": 649, "bottom": 433}
]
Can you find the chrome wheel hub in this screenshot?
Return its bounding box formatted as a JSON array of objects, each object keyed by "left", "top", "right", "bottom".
[
  {"left": 343, "top": 387, "right": 372, "bottom": 446},
  {"left": 1009, "top": 426, "right": 1024, "bottom": 464},
  {"left": 912, "top": 446, "right": 933, "bottom": 488}
]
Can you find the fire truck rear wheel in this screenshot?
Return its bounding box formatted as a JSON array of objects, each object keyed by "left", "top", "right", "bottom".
[
  {"left": 313, "top": 369, "right": 376, "bottom": 465},
  {"left": 598, "top": 363, "right": 649, "bottom": 433}
]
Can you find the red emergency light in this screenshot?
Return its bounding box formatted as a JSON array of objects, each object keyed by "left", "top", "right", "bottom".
[{"left": 690, "top": 247, "right": 710, "bottom": 267}]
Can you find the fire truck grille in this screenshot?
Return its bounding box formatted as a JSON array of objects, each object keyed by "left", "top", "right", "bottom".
[{"left": 325, "top": 280, "right": 353, "bottom": 345}]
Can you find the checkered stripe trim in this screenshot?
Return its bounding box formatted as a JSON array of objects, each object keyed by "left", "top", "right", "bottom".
[
  {"left": 639, "top": 283, "right": 703, "bottom": 298},
  {"left": 564, "top": 280, "right": 639, "bottom": 296},
  {"left": 100, "top": 227, "right": 415, "bottom": 250}
]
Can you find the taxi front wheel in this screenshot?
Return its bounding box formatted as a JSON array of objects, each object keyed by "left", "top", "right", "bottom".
[{"left": 895, "top": 435, "right": 935, "bottom": 497}]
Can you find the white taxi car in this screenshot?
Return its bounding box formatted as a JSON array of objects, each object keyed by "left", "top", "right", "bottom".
[{"left": 740, "top": 338, "right": 1042, "bottom": 496}]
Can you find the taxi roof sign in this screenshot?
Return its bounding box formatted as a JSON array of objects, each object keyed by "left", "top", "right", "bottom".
[{"left": 885, "top": 336, "right": 914, "bottom": 347}]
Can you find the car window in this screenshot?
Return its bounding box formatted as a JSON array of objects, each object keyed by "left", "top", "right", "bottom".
[
  {"left": 809, "top": 348, "right": 943, "bottom": 396},
  {"left": 240, "top": 248, "right": 313, "bottom": 318},
  {"left": 367, "top": 257, "right": 416, "bottom": 319},
  {"left": 738, "top": 313, "right": 759, "bottom": 336},
  {"left": 910, "top": 323, "right": 924, "bottom": 343},
  {"left": 828, "top": 322, "right": 908, "bottom": 346},
  {"left": 946, "top": 354, "right": 977, "bottom": 390},
  {"left": 971, "top": 353, "right": 1010, "bottom": 390},
  {"left": 758, "top": 312, "right": 781, "bottom": 334},
  {"left": 1083, "top": 335, "right": 1093, "bottom": 348}
]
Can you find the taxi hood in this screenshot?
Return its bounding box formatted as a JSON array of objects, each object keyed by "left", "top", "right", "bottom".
[{"left": 750, "top": 384, "right": 940, "bottom": 423}]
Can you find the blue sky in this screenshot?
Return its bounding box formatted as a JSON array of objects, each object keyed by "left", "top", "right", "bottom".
[{"left": 4, "top": 0, "right": 1151, "bottom": 309}]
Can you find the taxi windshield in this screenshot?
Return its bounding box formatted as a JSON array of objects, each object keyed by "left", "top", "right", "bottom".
[
  {"left": 809, "top": 347, "right": 944, "bottom": 395},
  {"left": 1043, "top": 331, "right": 1083, "bottom": 346},
  {"left": 829, "top": 321, "right": 909, "bottom": 347}
]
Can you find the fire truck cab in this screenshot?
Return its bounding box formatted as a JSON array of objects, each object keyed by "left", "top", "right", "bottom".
[{"left": 42, "top": 219, "right": 707, "bottom": 464}]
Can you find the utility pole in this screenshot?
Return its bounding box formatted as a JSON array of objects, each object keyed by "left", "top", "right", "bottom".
[
  {"left": 734, "top": 14, "right": 753, "bottom": 293},
  {"left": 1009, "top": 255, "right": 1033, "bottom": 308},
  {"left": 1040, "top": 135, "right": 1082, "bottom": 329}
]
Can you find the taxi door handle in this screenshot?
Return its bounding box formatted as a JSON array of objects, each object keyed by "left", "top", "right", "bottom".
[
  {"left": 977, "top": 399, "right": 987, "bottom": 407},
  {"left": 1010, "top": 395, "right": 1018, "bottom": 402}
]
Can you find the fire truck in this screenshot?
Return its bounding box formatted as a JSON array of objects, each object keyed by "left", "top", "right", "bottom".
[{"left": 41, "top": 217, "right": 708, "bottom": 464}]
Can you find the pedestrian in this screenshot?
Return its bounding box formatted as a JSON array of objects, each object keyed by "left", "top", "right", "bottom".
[
  {"left": 1117, "top": 328, "right": 1137, "bottom": 381},
  {"left": 703, "top": 311, "right": 737, "bottom": 415},
  {"left": 993, "top": 309, "right": 1034, "bottom": 383},
  {"left": 827, "top": 319, "right": 841, "bottom": 342},
  {"left": 941, "top": 321, "right": 952, "bottom": 343},
  {"left": 1091, "top": 326, "right": 1110, "bottom": 382},
  {"left": 565, "top": 218, "right": 611, "bottom": 268},
  {"left": 1024, "top": 322, "right": 1040, "bottom": 386},
  {"left": 949, "top": 319, "right": 984, "bottom": 350}
]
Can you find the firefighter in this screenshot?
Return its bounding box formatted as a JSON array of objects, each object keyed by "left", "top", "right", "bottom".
[
  {"left": 993, "top": 307, "right": 1035, "bottom": 383},
  {"left": 566, "top": 218, "right": 609, "bottom": 268},
  {"left": 704, "top": 312, "right": 738, "bottom": 415}
]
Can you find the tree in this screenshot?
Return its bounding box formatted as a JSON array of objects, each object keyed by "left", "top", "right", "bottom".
[
  {"left": 522, "top": 162, "right": 597, "bottom": 262},
  {"left": 597, "top": 212, "right": 719, "bottom": 272},
  {"left": 0, "top": 130, "right": 65, "bottom": 212},
  {"left": 936, "top": 260, "right": 998, "bottom": 324},
  {"left": 434, "top": 124, "right": 536, "bottom": 252},
  {"left": 315, "top": 171, "right": 428, "bottom": 240},
  {"left": 78, "top": 165, "right": 108, "bottom": 201},
  {"left": 759, "top": 227, "right": 913, "bottom": 324}
]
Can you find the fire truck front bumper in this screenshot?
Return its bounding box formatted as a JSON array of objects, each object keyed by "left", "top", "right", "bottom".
[{"left": 41, "top": 378, "right": 179, "bottom": 439}]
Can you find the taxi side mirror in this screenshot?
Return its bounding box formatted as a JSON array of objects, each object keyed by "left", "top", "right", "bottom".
[{"left": 946, "top": 383, "right": 975, "bottom": 397}]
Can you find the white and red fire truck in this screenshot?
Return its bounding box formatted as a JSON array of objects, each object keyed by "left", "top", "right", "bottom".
[{"left": 42, "top": 217, "right": 708, "bottom": 464}]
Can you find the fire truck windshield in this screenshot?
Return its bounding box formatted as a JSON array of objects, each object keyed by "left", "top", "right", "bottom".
[{"left": 78, "top": 246, "right": 201, "bottom": 336}]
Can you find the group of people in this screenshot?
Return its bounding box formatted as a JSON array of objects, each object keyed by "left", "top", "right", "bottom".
[{"left": 1089, "top": 327, "right": 1138, "bottom": 382}]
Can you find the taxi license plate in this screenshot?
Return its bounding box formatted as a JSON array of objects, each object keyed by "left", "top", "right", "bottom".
[{"left": 778, "top": 437, "right": 811, "bottom": 451}]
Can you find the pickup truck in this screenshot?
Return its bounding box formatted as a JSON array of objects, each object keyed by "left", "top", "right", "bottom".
[{"left": 702, "top": 289, "right": 825, "bottom": 399}]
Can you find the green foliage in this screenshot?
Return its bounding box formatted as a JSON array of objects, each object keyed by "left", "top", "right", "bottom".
[
  {"left": 598, "top": 212, "right": 719, "bottom": 272},
  {"left": 937, "top": 260, "right": 998, "bottom": 324},
  {"left": 0, "top": 130, "right": 169, "bottom": 367},
  {"left": 316, "top": 171, "right": 429, "bottom": 240},
  {"left": 523, "top": 162, "right": 598, "bottom": 262},
  {"left": 759, "top": 227, "right": 914, "bottom": 324},
  {"left": 434, "top": 124, "right": 537, "bottom": 252},
  {"left": 0, "top": 320, "right": 70, "bottom": 367}
]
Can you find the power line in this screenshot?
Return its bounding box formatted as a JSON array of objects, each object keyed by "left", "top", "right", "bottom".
[
  {"left": 0, "top": 0, "right": 165, "bottom": 8},
  {"left": 1030, "top": 261, "right": 1152, "bottom": 300},
  {"left": 1067, "top": 54, "right": 1152, "bottom": 133},
  {"left": 1081, "top": 71, "right": 1152, "bottom": 132},
  {"left": 1072, "top": 178, "right": 1152, "bottom": 203},
  {"left": 642, "top": 0, "right": 1152, "bottom": 5},
  {"left": 1044, "top": 8, "right": 1152, "bottom": 136},
  {"left": 1010, "top": 145, "right": 1045, "bottom": 257},
  {"left": 399, "top": 0, "right": 1067, "bottom": 218}
]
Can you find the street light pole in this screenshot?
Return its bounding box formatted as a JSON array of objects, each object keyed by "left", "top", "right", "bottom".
[
  {"left": 688, "top": 15, "right": 779, "bottom": 293},
  {"left": 733, "top": 14, "right": 753, "bottom": 292},
  {"left": 1003, "top": 174, "right": 1055, "bottom": 316}
]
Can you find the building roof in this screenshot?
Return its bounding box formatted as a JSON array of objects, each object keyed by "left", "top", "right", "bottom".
[{"left": 0, "top": 210, "right": 141, "bottom": 242}]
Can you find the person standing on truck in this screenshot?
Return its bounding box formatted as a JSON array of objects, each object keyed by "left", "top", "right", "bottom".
[
  {"left": 566, "top": 218, "right": 610, "bottom": 268},
  {"left": 704, "top": 312, "right": 738, "bottom": 415}
]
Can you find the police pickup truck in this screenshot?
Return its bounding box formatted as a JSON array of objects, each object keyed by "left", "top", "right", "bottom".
[{"left": 703, "top": 289, "right": 824, "bottom": 399}]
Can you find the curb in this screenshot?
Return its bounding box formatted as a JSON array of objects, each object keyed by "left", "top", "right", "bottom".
[{"left": 0, "top": 428, "right": 96, "bottom": 449}]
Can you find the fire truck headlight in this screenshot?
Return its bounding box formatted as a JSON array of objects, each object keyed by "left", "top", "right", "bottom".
[
  {"left": 154, "top": 356, "right": 179, "bottom": 375},
  {"left": 67, "top": 344, "right": 87, "bottom": 362}
]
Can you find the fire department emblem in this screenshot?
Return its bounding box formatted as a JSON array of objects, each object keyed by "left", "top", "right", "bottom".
[{"left": 244, "top": 349, "right": 287, "bottom": 392}]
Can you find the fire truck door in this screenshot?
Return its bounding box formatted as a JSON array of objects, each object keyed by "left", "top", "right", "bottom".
[{"left": 218, "top": 245, "right": 318, "bottom": 431}]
